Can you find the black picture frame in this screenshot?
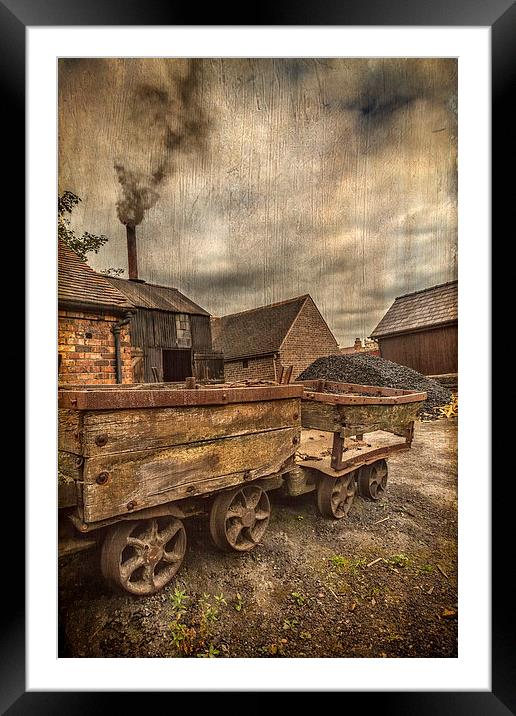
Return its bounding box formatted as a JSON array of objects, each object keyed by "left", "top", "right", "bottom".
[{"left": 9, "top": 0, "right": 506, "bottom": 711}]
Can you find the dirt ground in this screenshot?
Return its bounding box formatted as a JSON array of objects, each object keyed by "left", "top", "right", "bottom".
[{"left": 59, "top": 418, "right": 457, "bottom": 658}]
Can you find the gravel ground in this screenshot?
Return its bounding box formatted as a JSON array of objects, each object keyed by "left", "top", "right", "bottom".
[
  {"left": 59, "top": 419, "right": 457, "bottom": 659},
  {"left": 298, "top": 354, "right": 452, "bottom": 417}
]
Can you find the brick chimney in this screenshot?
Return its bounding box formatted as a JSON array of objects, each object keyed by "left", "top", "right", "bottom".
[
  {"left": 126, "top": 224, "right": 138, "bottom": 280},
  {"left": 354, "top": 337, "right": 362, "bottom": 351}
]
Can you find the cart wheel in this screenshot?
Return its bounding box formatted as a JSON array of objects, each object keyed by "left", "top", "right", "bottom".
[
  {"left": 100, "top": 516, "right": 186, "bottom": 596},
  {"left": 358, "top": 459, "right": 388, "bottom": 500},
  {"left": 317, "top": 472, "right": 356, "bottom": 519},
  {"left": 209, "top": 484, "right": 270, "bottom": 552}
]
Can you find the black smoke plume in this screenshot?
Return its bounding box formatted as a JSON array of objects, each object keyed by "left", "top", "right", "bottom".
[{"left": 115, "top": 61, "right": 208, "bottom": 227}]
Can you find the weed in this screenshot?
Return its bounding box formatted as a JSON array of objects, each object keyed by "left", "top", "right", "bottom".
[
  {"left": 169, "top": 587, "right": 189, "bottom": 616},
  {"left": 300, "top": 631, "right": 312, "bottom": 640},
  {"left": 290, "top": 591, "right": 305, "bottom": 606},
  {"left": 234, "top": 593, "right": 244, "bottom": 612},
  {"left": 199, "top": 594, "right": 219, "bottom": 625},
  {"left": 197, "top": 644, "right": 220, "bottom": 658},
  {"left": 330, "top": 555, "right": 349, "bottom": 569},
  {"left": 261, "top": 641, "right": 287, "bottom": 656},
  {"left": 388, "top": 554, "right": 410, "bottom": 568},
  {"left": 282, "top": 617, "right": 299, "bottom": 631},
  {"left": 168, "top": 620, "right": 199, "bottom": 656},
  {"left": 330, "top": 555, "right": 368, "bottom": 575},
  {"left": 168, "top": 590, "right": 227, "bottom": 657}
]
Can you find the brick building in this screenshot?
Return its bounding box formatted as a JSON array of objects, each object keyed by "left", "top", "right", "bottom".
[
  {"left": 211, "top": 294, "right": 339, "bottom": 382},
  {"left": 58, "top": 241, "right": 135, "bottom": 384},
  {"left": 370, "top": 280, "right": 458, "bottom": 376}
]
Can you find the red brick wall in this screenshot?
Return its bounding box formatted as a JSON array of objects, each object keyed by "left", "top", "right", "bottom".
[
  {"left": 58, "top": 309, "right": 133, "bottom": 384},
  {"left": 279, "top": 298, "right": 339, "bottom": 379},
  {"left": 223, "top": 355, "right": 276, "bottom": 382}
]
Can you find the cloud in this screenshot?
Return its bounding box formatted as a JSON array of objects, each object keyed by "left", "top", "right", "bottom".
[{"left": 59, "top": 58, "right": 457, "bottom": 346}]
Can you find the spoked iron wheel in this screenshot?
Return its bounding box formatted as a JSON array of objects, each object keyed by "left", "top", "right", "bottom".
[
  {"left": 357, "top": 459, "right": 388, "bottom": 500},
  {"left": 101, "top": 516, "right": 187, "bottom": 596},
  {"left": 209, "top": 484, "right": 271, "bottom": 552},
  {"left": 317, "top": 471, "right": 357, "bottom": 519}
]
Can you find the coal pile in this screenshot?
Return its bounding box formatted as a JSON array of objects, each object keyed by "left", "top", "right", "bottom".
[{"left": 297, "top": 354, "right": 452, "bottom": 418}]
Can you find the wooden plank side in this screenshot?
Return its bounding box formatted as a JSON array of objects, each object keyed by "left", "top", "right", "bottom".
[
  {"left": 301, "top": 401, "right": 420, "bottom": 436},
  {"left": 300, "top": 402, "right": 341, "bottom": 432},
  {"left": 82, "top": 427, "right": 299, "bottom": 522},
  {"left": 58, "top": 409, "right": 82, "bottom": 455},
  {"left": 338, "top": 403, "right": 420, "bottom": 436},
  {"left": 58, "top": 450, "right": 83, "bottom": 482},
  {"left": 58, "top": 384, "right": 304, "bottom": 410},
  {"left": 81, "top": 398, "right": 300, "bottom": 456},
  {"left": 302, "top": 390, "right": 426, "bottom": 406}
]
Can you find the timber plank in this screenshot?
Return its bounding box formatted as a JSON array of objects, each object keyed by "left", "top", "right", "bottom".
[
  {"left": 58, "top": 384, "right": 304, "bottom": 410},
  {"left": 58, "top": 450, "right": 83, "bottom": 482},
  {"left": 58, "top": 409, "right": 82, "bottom": 454},
  {"left": 301, "top": 401, "right": 420, "bottom": 436},
  {"left": 80, "top": 399, "right": 300, "bottom": 456},
  {"left": 82, "top": 426, "right": 299, "bottom": 522}
]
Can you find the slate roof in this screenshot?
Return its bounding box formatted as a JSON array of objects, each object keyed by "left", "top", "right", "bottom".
[
  {"left": 105, "top": 277, "right": 210, "bottom": 316},
  {"left": 58, "top": 240, "right": 133, "bottom": 313},
  {"left": 370, "top": 281, "right": 458, "bottom": 338},
  {"left": 211, "top": 295, "right": 310, "bottom": 360}
]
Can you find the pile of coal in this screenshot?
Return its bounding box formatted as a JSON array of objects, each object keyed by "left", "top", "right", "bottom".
[{"left": 297, "top": 354, "right": 453, "bottom": 418}]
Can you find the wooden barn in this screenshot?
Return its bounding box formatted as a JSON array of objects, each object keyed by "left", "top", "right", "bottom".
[
  {"left": 211, "top": 294, "right": 339, "bottom": 382},
  {"left": 370, "top": 280, "right": 458, "bottom": 376},
  {"left": 105, "top": 277, "right": 224, "bottom": 383},
  {"left": 58, "top": 240, "right": 135, "bottom": 385}
]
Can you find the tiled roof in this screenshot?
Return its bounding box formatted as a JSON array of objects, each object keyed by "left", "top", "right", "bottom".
[
  {"left": 105, "top": 277, "right": 210, "bottom": 316},
  {"left": 58, "top": 241, "right": 133, "bottom": 312},
  {"left": 370, "top": 281, "right": 458, "bottom": 338},
  {"left": 211, "top": 295, "right": 310, "bottom": 360}
]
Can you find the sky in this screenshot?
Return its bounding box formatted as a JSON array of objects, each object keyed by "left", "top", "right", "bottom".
[{"left": 58, "top": 58, "right": 457, "bottom": 347}]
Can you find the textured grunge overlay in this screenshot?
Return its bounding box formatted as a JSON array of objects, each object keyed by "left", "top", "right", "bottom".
[{"left": 58, "top": 58, "right": 457, "bottom": 346}]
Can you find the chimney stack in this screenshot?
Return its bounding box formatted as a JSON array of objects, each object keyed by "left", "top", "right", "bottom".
[
  {"left": 126, "top": 224, "right": 138, "bottom": 280},
  {"left": 354, "top": 337, "right": 362, "bottom": 351}
]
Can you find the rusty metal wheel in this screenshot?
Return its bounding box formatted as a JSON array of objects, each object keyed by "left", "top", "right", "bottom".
[
  {"left": 358, "top": 459, "right": 388, "bottom": 500},
  {"left": 100, "top": 516, "right": 186, "bottom": 596},
  {"left": 209, "top": 484, "right": 270, "bottom": 552},
  {"left": 317, "top": 471, "right": 357, "bottom": 519}
]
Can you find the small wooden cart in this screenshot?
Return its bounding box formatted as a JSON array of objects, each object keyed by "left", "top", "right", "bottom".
[
  {"left": 284, "top": 379, "right": 427, "bottom": 519},
  {"left": 58, "top": 381, "right": 303, "bottom": 595}
]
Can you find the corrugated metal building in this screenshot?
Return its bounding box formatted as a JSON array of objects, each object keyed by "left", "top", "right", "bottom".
[
  {"left": 106, "top": 277, "right": 224, "bottom": 383},
  {"left": 370, "top": 281, "right": 458, "bottom": 376}
]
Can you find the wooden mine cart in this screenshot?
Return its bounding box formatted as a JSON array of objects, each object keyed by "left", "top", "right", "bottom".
[
  {"left": 58, "top": 381, "right": 303, "bottom": 595},
  {"left": 285, "top": 380, "right": 427, "bottom": 519}
]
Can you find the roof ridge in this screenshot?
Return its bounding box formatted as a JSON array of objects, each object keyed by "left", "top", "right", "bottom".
[
  {"left": 395, "top": 280, "right": 457, "bottom": 301},
  {"left": 107, "top": 277, "right": 181, "bottom": 293},
  {"left": 219, "top": 294, "right": 310, "bottom": 320}
]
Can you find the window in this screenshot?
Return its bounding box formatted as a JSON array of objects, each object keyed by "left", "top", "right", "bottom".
[{"left": 242, "top": 359, "right": 249, "bottom": 369}]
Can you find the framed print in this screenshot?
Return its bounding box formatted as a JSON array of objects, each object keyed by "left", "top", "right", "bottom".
[{"left": 9, "top": 0, "right": 508, "bottom": 710}]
